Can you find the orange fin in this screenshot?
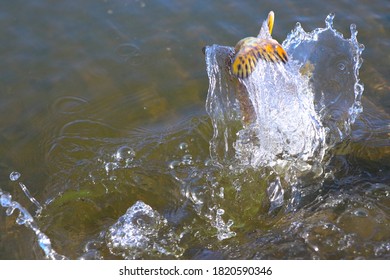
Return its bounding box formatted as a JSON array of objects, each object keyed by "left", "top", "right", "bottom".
[{"left": 231, "top": 38, "right": 288, "bottom": 79}]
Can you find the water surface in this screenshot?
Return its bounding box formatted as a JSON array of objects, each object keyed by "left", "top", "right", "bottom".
[{"left": 0, "top": 0, "right": 389, "bottom": 259}]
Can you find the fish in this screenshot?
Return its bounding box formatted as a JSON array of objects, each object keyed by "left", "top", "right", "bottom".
[{"left": 231, "top": 11, "right": 288, "bottom": 79}]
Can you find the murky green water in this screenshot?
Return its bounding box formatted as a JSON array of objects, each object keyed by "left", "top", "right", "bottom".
[{"left": 0, "top": 0, "right": 389, "bottom": 259}]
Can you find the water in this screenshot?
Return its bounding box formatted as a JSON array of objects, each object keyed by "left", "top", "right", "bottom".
[
  {"left": 105, "top": 201, "right": 184, "bottom": 259},
  {"left": 0, "top": 0, "right": 389, "bottom": 260},
  {"left": 205, "top": 13, "right": 366, "bottom": 212},
  {"left": 0, "top": 182, "right": 66, "bottom": 259}
]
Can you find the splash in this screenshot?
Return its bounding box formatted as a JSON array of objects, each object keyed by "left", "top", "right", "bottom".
[
  {"left": 105, "top": 200, "right": 184, "bottom": 259},
  {"left": 0, "top": 172, "right": 66, "bottom": 259},
  {"left": 283, "top": 13, "right": 365, "bottom": 144},
  {"left": 205, "top": 14, "right": 364, "bottom": 172},
  {"left": 10, "top": 171, "right": 44, "bottom": 216}
]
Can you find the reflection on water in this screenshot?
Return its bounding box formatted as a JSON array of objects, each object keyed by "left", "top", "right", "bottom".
[{"left": 0, "top": 0, "right": 389, "bottom": 259}]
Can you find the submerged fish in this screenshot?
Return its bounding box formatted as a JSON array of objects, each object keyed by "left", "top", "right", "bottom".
[{"left": 231, "top": 11, "right": 288, "bottom": 79}]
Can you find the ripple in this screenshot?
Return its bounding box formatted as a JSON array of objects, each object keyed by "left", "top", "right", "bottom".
[
  {"left": 58, "top": 119, "right": 118, "bottom": 138},
  {"left": 115, "top": 43, "right": 143, "bottom": 65},
  {"left": 51, "top": 96, "right": 89, "bottom": 115}
]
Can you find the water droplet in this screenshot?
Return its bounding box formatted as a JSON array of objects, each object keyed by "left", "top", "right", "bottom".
[
  {"left": 189, "top": 187, "right": 205, "bottom": 206},
  {"left": 226, "top": 219, "right": 234, "bottom": 227},
  {"left": 114, "top": 146, "right": 135, "bottom": 162},
  {"left": 216, "top": 208, "right": 225, "bottom": 215},
  {"left": 218, "top": 187, "right": 224, "bottom": 199},
  {"left": 181, "top": 154, "right": 193, "bottom": 165},
  {"left": 325, "top": 13, "right": 335, "bottom": 28},
  {"left": 18, "top": 182, "right": 43, "bottom": 215},
  {"left": 267, "top": 178, "right": 285, "bottom": 212},
  {"left": 105, "top": 162, "right": 118, "bottom": 173},
  {"left": 168, "top": 160, "right": 180, "bottom": 169},
  {"left": 0, "top": 192, "right": 12, "bottom": 207},
  {"left": 9, "top": 171, "right": 21, "bottom": 182},
  {"left": 179, "top": 142, "right": 188, "bottom": 150},
  {"left": 233, "top": 179, "right": 241, "bottom": 192},
  {"left": 16, "top": 212, "right": 27, "bottom": 225},
  {"left": 350, "top": 23, "right": 357, "bottom": 35},
  {"left": 337, "top": 62, "right": 346, "bottom": 71},
  {"left": 353, "top": 208, "right": 368, "bottom": 217}
]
